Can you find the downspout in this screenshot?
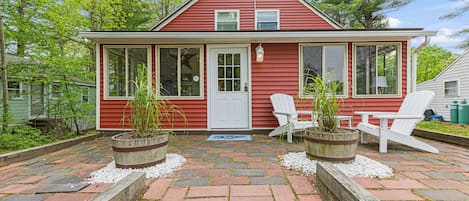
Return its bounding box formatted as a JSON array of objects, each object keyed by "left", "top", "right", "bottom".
[{"left": 411, "top": 36, "right": 431, "bottom": 92}]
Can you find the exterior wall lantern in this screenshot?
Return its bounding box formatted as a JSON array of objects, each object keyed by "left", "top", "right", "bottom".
[{"left": 256, "top": 43, "right": 264, "bottom": 62}]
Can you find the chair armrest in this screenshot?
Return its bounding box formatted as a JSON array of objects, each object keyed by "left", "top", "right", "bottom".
[
  {"left": 373, "top": 114, "right": 424, "bottom": 120},
  {"left": 354, "top": 111, "right": 397, "bottom": 115},
  {"left": 297, "top": 110, "right": 313, "bottom": 115},
  {"left": 273, "top": 111, "right": 294, "bottom": 116}
]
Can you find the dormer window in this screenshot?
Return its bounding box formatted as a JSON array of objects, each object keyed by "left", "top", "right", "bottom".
[
  {"left": 215, "top": 10, "right": 239, "bottom": 31},
  {"left": 256, "top": 10, "right": 279, "bottom": 30}
]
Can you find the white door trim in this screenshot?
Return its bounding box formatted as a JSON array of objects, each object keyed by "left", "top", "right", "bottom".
[{"left": 206, "top": 44, "right": 252, "bottom": 131}]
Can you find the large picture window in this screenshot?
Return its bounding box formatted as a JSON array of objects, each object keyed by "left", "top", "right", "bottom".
[
  {"left": 300, "top": 44, "right": 347, "bottom": 97},
  {"left": 105, "top": 46, "right": 149, "bottom": 98},
  {"left": 216, "top": 10, "right": 239, "bottom": 31},
  {"left": 355, "top": 44, "right": 400, "bottom": 97},
  {"left": 158, "top": 46, "right": 203, "bottom": 98}
]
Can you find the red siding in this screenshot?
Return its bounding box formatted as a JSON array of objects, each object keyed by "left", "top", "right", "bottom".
[
  {"left": 251, "top": 42, "right": 408, "bottom": 128},
  {"left": 100, "top": 42, "right": 408, "bottom": 130},
  {"left": 160, "top": 0, "right": 335, "bottom": 31}
]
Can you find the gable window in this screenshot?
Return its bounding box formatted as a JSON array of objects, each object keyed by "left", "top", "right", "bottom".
[
  {"left": 7, "top": 81, "right": 22, "bottom": 100},
  {"left": 300, "top": 44, "right": 347, "bottom": 97},
  {"left": 354, "top": 44, "right": 400, "bottom": 97},
  {"left": 444, "top": 80, "right": 458, "bottom": 97},
  {"left": 158, "top": 46, "right": 203, "bottom": 98},
  {"left": 216, "top": 10, "right": 239, "bottom": 31},
  {"left": 256, "top": 10, "right": 279, "bottom": 30},
  {"left": 105, "top": 46, "right": 149, "bottom": 99}
]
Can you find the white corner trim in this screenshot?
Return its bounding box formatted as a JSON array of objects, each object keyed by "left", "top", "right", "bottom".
[
  {"left": 96, "top": 43, "right": 101, "bottom": 130},
  {"left": 298, "top": 0, "right": 342, "bottom": 29}
]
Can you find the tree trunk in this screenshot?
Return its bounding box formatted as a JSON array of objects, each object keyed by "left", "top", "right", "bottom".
[
  {"left": 64, "top": 82, "right": 81, "bottom": 135},
  {"left": 16, "top": 0, "right": 26, "bottom": 56},
  {"left": 0, "top": 8, "right": 10, "bottom": 131}
]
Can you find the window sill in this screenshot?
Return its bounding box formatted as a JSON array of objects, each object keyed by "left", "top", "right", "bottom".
[{"left": 352, "top": 94, "right": 402, "bottom": 98}]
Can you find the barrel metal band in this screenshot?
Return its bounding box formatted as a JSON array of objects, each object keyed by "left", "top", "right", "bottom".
[
  {"left": 306, "top": 152, "right": 356, "bottom": 162},
  {"left": 304, "top": 136, "right": 358, "bottom": 145},
  {"left": 115, "top": 158, "right": 166, "bottom": 169},
  {"left": 112, "top": 141, "right": 168, "bottom": 152}
]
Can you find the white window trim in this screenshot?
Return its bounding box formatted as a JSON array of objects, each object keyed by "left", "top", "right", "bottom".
[
  {"left": 443, "top": 79, "right": 459, "bottom": 97},
  {"left": 215, "top": 10, "right": 240, "bottom": 31},
  {"left": 156, "top": 45, "right": 205, "bottom": 100},
  {"left": 352, "top": 42, "right": 402, "bottom": 98},
  {"left": 50, "top": 83, "right": 61, "bottom": 100},
  {"left": 299, "top": 43, "right": 349, "bottom": 98},
  {"left": 103, "top": 45, "right": 152, "bottom": 100},
  {"left": 7, "top": 80, "right": 23, "bottom": 100},
  {"left": 255, "top": 10, "right": 280, "bottom": 30}
]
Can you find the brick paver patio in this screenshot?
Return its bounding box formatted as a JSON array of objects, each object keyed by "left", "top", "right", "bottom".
[{"left": 0, "top": 134, "right": 467, "bottom": 201}]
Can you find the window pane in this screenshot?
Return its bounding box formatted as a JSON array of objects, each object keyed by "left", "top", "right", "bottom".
[
  {"left": 51, "top": 84, "right": 61, "bottom": 99},
  {"left": 377, "top": 45, "right": 398, "bottom": 95},
  {"left": 180, "top": 48, "right": 200, "bottom": 96},
  {"left": 324, "top": 46, "right": 345, "bottom": 95},
  {"left": 257, "top": 11, "right": 277, "bottom": 21},
  {"left": 445, "top": 81, "right": 458, "bottom": 96},
  {"left": 257, "top": 22, "right": 278, "bottom": 30},
  {"left": 303, "top": 46, "right": 322, "bottom": 85},
  {"left": 356, "top": 46, "right": 376, "bottom": 95},
  {"left": 7, "top": 81, "right": 21, "bottom": 99},
  {"left": 217, "top": 22, "right": 237, "bottom": 31},
  {"left": 217, "top": 11, "right": 237, "bottom": 21},
  {"left": 107, "top": 48, "right": 126, "bottom": 97},
  {"left": 160, "top": 48, "right": 178, "bottom": 96},
  {"left": 128, "top": 48, "right": 147, "bottom": 96}
]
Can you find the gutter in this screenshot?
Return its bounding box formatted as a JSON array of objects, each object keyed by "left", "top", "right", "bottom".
[{"left": 411, "top": 36, "right": 431, "bottom": 92}]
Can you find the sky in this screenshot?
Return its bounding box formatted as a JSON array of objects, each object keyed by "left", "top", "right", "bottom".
[{"left": 388, "top": 0, "right": 468, "bottom": 54}]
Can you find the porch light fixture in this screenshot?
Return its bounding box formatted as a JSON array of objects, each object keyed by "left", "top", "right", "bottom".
[{"left": 256, "top": 43, "right": 264, "bottom": 62}]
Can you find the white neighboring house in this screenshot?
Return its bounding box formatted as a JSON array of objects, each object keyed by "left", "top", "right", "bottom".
[{"left": 417, "top": 49, "right": 469, "bottom": 120}]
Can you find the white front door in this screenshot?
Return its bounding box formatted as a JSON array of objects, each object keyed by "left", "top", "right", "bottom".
[{"left": 209, "top": 47, "right": 249, "bottom": 129}]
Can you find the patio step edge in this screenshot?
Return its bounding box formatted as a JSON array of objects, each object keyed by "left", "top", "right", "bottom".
[
  {"left": 91, "top": 172, "right": 147, "bottom": 201},
  {"left": 0, "top": 133, "right": 101, "bottom": 167},
  {"left": 413, "top": 129, "right": 469, "bottom": 148},
  {"left": 316, "top": 162, "right": 379, "bottom": 201}
]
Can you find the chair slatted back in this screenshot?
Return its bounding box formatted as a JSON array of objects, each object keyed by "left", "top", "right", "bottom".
[
  {"left": 391, "top": 90, "right": 435, "bottom": 135},
  {"left": 270, "top": 94, "right": 298, "bottom": 126}
]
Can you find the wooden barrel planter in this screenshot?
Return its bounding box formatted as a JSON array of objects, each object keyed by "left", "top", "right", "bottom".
[
  {"left": 111, "top": 133, "right": 168, "bottom": 169},
  {"left": 304, "top": 129, "right": 359, "bottom": 163}
]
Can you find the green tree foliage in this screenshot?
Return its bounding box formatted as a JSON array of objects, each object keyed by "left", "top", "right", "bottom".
[
  {"left": 417, "top": 45, "right": 458, "bottom": 83},
  {"left": 309, "top": 0, "right": 412, "bottom": 28},
  {"left": 440, "top": 0, "right": 468, "bottom": 49}
]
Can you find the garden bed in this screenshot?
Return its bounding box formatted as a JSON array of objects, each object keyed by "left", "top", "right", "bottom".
[{"left": 417, "top": 121, "right": 469, "bottom": 137}]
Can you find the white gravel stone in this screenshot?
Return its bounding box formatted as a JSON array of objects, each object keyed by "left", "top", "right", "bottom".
[
  {"left": 280, "top": 152, "right": 393, "bottom": 178},
  {"left": 86, "top": 153, "right": 186, "bottom": 184}
]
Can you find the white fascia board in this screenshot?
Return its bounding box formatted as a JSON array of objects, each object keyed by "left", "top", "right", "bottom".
[{"left": 81, "top": 30, "right": 437, "bottom": 43}]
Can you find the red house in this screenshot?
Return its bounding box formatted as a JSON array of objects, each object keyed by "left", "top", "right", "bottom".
[{"left": 82, "top": 0, "right": 435, "bottom": 132}]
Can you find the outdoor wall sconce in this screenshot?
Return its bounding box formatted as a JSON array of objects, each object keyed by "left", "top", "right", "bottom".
[{"left": 256, "top": 43, "right": 264, "bottom": 62}]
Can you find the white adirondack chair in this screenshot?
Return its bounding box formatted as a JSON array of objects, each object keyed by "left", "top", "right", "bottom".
[
  {"left": 355, "top": 90, "right": 438, "bottom": 153},
  {"left": 269, "top": 94, "right": 318, "bottom": 143}
]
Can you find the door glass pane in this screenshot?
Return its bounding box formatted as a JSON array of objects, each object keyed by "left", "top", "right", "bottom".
[
  {"left": 234, "top": 80, "right": 241, "bottom": 91},
  {"left": 226, "top": 80, "right": 232, "bottom": 91},
  {"left": 234, "top": 67, "right": 240, "bottom": 78},
  {"left": 160, "top": 48, "right": 178, "bottom": 96},
  {"left": 218, "top": 80, "right": 225, "bottom": 91},
  {"left": 107, "top": 48, "right": 126, "bottom": 97},
  {"left": 234, "top": 54, "right": 240, "bottom": 65},
  {"left": 226, "top": 67, "right": 233, "bottom": 78},
  {"left": 226, "top": 54, "right": 233, "bottom": 65},
  {"left": 218, "top": 67, "right": 225, "bottom": 78},
  {"left": 180, "top": 48, "right": 200, "bottom": 96},
  {"left": 218, "top": 54, "right": 225, "bottom": 65},
  {"left": 128, "top": 48, "right": 147, "bottom": 96},
  {"left": 324, "top": 45, "right": 345, "bottom": 95}
]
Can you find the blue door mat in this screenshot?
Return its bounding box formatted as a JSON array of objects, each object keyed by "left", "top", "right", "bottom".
[{"left": 207, "top": 134, "right": 252, "bottom": 141}]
